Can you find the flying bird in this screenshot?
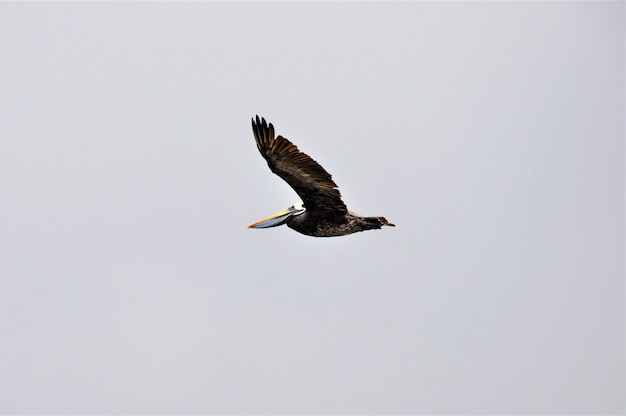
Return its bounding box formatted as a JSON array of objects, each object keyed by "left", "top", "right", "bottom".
[{"left": 248, "top": 115, "right": 395, "bottom": 237}]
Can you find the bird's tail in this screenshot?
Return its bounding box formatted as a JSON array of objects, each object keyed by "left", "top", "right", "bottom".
[{"left": 364, "top": 216, "right": 395, "bottom": 228}]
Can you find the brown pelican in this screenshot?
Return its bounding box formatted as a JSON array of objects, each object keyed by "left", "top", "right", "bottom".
[{"left": 248, "top": 115, "right": 395, "bottom": 237}]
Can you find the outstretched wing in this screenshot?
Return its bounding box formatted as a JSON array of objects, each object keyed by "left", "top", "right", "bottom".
[{"left": 251, "top": 115, "right": 347, "bottom": 214}]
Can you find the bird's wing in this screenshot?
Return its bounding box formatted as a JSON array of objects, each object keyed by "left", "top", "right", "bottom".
[{"left": 251, "top": 115, "right": 347, "bottom": 214}]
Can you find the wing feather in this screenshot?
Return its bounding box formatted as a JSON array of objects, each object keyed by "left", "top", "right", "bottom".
[{"left": 251, "top": 115, "right": 347, "bottom": 214}]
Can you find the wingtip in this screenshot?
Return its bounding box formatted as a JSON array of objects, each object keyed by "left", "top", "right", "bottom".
[{"left": 252, "top": 115, "right": 271, "bottom": 131}]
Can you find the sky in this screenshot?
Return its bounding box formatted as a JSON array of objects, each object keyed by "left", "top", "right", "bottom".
[{"left": 0, "top": 2, "right": 624, "bottom": 414}]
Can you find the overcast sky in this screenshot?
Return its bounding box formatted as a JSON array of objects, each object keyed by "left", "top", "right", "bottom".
[{"left": 0, "top": 2, "right": 623, "bottom": 414}]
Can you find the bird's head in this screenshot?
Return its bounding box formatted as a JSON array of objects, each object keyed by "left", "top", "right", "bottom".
[{"left": 247, "top": 203, "right": 306, "bottom": 229}]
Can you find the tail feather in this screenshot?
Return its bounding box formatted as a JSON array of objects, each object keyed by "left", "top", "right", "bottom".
[{"left": 364, "top": 216, "right": 395, "bottom": 228}]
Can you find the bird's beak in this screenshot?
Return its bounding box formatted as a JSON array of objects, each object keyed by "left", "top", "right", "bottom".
[{"left": 247, "top": 208, "right": 295, "bottom": 229}]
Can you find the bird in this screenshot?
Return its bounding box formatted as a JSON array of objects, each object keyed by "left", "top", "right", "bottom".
[{"left": 247, "top": 115, "right": 395, "bottom": 237}]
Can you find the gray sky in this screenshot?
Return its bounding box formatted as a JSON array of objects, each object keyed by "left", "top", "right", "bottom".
[{"left": 1, "top": 2, "right": 623, "bottom": 414}]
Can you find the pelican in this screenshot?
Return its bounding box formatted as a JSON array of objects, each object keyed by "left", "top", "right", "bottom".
[{"left": 248, "top": 115, "right": 395, "bottom": 237}]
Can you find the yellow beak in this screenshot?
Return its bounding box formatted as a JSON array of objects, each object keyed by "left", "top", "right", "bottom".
[{"left": 247, "top": 209, "right": 293, "bottom": 229}]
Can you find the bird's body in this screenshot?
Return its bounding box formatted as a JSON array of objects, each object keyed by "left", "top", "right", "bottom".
[
  {"left": 285, "top": 208, "right": 392, "bottom": 237},
  {"left": 248, "top": 116, "right": 394, "bottom": 237}
]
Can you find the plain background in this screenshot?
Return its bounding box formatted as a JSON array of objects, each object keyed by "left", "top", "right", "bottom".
[{"left": 1, "top": 2, "right": 623, "bottom": 414}]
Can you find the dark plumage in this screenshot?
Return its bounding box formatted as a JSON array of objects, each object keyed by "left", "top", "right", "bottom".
[{"left": 248, "top": 115, "right": 394, "bottom": 237}]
